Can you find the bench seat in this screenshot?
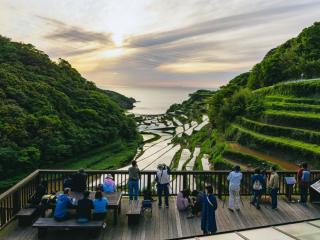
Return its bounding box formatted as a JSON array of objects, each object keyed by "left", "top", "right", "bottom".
[
  {"left": 126, "top": 201, "right": 142, "bottom": 225},
  {"left": 33, "top": 218, "right": 104, "bottom": 239},
  {"left": 17, "top": 208, "right": 38, "bottom": 226}
]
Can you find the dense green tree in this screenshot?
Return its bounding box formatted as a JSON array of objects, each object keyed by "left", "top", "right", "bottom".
[{"left": 0, "top": 36, "right": 139, "bottom": 181}]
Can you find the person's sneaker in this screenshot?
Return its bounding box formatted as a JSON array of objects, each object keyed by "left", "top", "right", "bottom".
[
  {"left": 187, "top": 214, "right": 194, "bottom": 219},
  {"left": 102, "top": 222, "right": 107, "bottom": 229},
  {"left": 165, "top": 205, "right": 169, "bottom": 208},
  {"left": 256, "top": 206, "right": 261, "bottom": 210},
  {"left": 272, "top": 207, "right": 277, "bottom": 210},
  {"left": 228, "top": 208, "right": 234, "bottom": 212},
  {"left": 236, "top": 208, "right": 240, "bottom": 212},
  {"left": 158, "top": 205, "right": 162, "bottom": 208}
]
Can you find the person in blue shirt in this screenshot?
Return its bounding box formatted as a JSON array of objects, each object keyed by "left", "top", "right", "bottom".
[
  {"left": 54, "top": 188, "right": 73, "bottom": 221},
  {"left": 103, "top": 174, "right": 116, "bottom": 193},
  {"left": 92, "top": 191, "right": 109, "bottom": 221},
  {"left": 250, "top": 168, "right": 265, "bottom": 210},
  {"left": 201, "top": 185, "right": 217, "bottom": 235}
]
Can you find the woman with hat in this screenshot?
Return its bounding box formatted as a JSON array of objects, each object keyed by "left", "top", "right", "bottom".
[{"left": 103, "top": 174, "right": 116, "bottom": 192}]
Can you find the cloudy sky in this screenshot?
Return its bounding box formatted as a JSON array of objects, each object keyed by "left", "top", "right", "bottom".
[{"left": 1, "top": 0, "right": 320, "bottom": 89}]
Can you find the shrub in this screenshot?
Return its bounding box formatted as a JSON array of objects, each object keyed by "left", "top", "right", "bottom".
[
  {"left": 239, "top": 118, "right": 320, "bottom": 145},
  {"left": 263, "top": 110, "right": 320, "bottom": 131}
]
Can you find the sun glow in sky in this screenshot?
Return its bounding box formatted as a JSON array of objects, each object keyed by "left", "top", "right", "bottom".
[{"left": 1, "top": 0, "right": 320, "bottom": 89}]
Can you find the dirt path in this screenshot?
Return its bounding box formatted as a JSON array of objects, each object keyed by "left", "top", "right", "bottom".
[{"left": 229, "top": 143, "right": 299, "bottom": 170}]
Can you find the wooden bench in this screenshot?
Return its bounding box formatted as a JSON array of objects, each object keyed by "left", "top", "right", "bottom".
[
  {"left": 126, "top": 201, "right": 142, "bottom": 225},
  {"left": 33, "top": 218, "right": 104, "bottom": 239},
  {"left": 17, "top": 208, "right": 38, "bottom": 227}
]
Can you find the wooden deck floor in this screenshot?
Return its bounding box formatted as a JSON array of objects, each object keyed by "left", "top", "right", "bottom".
[{"left": 1, "top": 197, "right": 320, "bottom": 240}]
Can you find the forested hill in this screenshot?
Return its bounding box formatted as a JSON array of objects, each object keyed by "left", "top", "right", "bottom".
[
  {"left": 0, "top": 36, "right": 139, "bottom": 186},
  {"left": 206, "top": 22, "right": 320, "bottom": 171},
  {"left": 247, "top": 22, "right": 320, "bottom": 89},
  {"left": 103, "top": 90, "right": 136, "bottom": 109}
]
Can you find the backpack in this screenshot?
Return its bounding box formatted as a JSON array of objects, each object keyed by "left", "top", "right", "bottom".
[
  {"left": 253, "top": 179, "right": 262, "bottom": 191},
  {"left": 301, "top": 170, "right": 311, "bottom": 183},
  {"left": 157, "top": 168, "right": 170, "bottom": 184}
]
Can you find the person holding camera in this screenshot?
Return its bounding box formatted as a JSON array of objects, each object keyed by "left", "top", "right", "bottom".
[{"left": 156, "top": 164, "right": 171, "bottom": 208}]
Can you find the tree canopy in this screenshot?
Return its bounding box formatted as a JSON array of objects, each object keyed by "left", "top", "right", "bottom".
[{"left": 0, "top": 36, "right": 139, "bottom": 180}]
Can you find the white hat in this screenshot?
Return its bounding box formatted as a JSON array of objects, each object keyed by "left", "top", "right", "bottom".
[{"left": 106, "top": 174, "right": 113, "bottom": 179}]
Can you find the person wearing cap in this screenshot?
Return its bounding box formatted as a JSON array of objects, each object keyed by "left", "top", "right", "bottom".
[
  {"left": 156, "top": 163, "right": 171, "bottom": 208},
  {"left": 103, "top": 174, "right": 116, "bottom": 193}
]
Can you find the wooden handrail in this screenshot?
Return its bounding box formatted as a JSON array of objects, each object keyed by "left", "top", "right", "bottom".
[
  {"left": 0, "top": 170, "right": 39, "bottom": 200},
  {"left": 0, "top": 169, "right": 319, "bottom": 229}
]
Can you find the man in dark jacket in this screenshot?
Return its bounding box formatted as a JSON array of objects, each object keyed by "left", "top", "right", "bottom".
[
  {"left": 71, "top": 169, "right": 87, "bottom": 192},
  {"left": 77, "top": 191, "right": 93, "bottom": 222}
]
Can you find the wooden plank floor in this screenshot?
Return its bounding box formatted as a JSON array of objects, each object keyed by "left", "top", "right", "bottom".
[{"left": 1, "top": 197, "right": 320, "bottom": 240}]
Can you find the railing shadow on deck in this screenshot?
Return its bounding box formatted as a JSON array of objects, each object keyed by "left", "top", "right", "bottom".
[{"left": 1, "top": 169, "right": 320, "bottom": 229}]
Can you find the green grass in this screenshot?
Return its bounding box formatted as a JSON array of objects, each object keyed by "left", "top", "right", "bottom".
[
  {"left": 54, "top": 140, "right": 139, "bottom": 170},
  {"left": 170, "top": 148, "right": 183, "bottom": 170},
  {"left": 263, "top": 110, "right": 320, "bottom": 131},
  {"left": 0, "top": 139, "right": 139, "bottom": 191},
  {"left": 265, "top": 95, "right": 320, "bottom": 105},
  {"left": 223, "top": 148, "right": 280, "bottom": 169},
  {"left": 229, "top": 124, "right": 320, "bottom": 168},
  {"left": 239, "top": 117, "right": 320, "bottom": 145},
  {"left": 265, "top": 102, "right": 320, "bottom": 113},
  {"left": 254, "top": 79, "right": 320, "bottom": 97}
]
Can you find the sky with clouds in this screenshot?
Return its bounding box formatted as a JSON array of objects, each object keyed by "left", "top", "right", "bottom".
[{"left": 1, "top": 0, "right": 320, "bottom": 89}]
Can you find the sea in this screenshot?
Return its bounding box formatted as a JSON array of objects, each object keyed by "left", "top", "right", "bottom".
[{"left": 105, "top": 86, "right": 211, "bottom": 115}]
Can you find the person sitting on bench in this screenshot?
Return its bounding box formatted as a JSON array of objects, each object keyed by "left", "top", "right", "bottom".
[
  {"left": 77, "top": 191, "right": 93, "bottom": 223},
  {"left": 71, "top": 169, "right": 87, "bottom": 193},
  {"left": 28, "top": 180, "right": 47, "bottom": 207},
  {"left": 93, "top": 191, "right": 109, "bottom": 221},
  {"left": 176, "top": 189, "right": 190, "bottom": 211},
  {"left": 54, "top": 188, "right": 73, "bottom": 221},
  {"left": 103, "top": 174, "right": 116, "bottom": 193}
]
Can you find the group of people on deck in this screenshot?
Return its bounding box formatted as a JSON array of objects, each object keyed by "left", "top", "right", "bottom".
[
  {"left": 52, "top": 169, "right": 117, "bottom": 227},
  {"left": 128, "top": 160, "right": 218, "bottom": 234},
  {"left": 27, "top": 160, "right": 312, "bottom": 236}
]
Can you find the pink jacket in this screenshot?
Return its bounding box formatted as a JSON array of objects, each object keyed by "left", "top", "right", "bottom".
[{"left": 176, "top": 192, "right": 189, "bottom": 210}]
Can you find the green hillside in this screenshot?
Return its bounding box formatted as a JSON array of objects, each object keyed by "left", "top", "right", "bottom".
[
  {"left": 0, "top": 36, "right": 140, "bottom": 189},
  {"left": 206, "top": 22, "right": 320, "bottom": 170}
]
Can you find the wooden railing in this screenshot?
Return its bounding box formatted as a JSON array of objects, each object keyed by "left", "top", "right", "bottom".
[
  {"left": 0, "top": 170, "right": 39, "bottom": 229},
  {"left": 1, "top": 169, "right": 320, "bottom": 229}
]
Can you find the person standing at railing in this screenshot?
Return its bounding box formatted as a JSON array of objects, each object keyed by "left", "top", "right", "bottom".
[
  {"left": 201, "top": 185, "right": 217, "bottom": 235},
  {"left": 250, "top": 168, "right": 265, "bottom": 210},
  {"left": 71, "top": 169, "right": 87, "bottom": 193},
  {"left": 298, "top": 162, "right": 311, "bottom": 205},
  {"left": 156, "top": 163, "right": 171, "bottom": 208},
  {"left": 268, "top": 166, "right": 279, "bottom": 209},
  {"left": 227, "top": 165, "right": 242, "bottom": 212},
  {"left": 128, "top": 160, "right": 140, "bottom": 202}
]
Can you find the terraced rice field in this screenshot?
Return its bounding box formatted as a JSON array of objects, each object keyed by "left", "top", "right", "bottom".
[{"left": 229, "top": 81, "right": 320, "bottom": 170}]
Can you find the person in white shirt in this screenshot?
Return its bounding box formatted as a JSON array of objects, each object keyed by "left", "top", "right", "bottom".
[{"left": 227, "top": 165, "right": 243, "bottom": 211}]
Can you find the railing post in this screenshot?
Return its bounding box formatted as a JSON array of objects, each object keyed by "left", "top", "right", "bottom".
[
  {"left": 147, "top": 173, "right": 151, "bottom": 193},
  {"left": 217, "top": 174, "right": 222, "bottom": 199},
  {"left": 12, "top": 189, "right": 21, "bottom": 215},
  {"left": 183, "top": 173, "right": 188, "bottom": 190}
]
